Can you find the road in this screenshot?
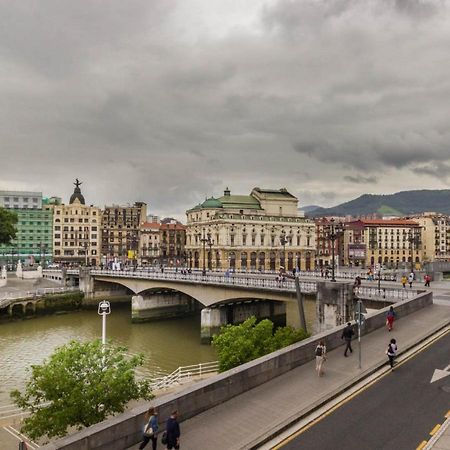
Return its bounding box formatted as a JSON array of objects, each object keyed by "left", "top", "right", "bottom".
[{"left": 278, "top": 329, "right": 450, "bottom": 450}]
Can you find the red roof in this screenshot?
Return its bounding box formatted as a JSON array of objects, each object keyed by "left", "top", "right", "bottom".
[{"left": 141, "top": 222, "right": 161, "bottom": 229}]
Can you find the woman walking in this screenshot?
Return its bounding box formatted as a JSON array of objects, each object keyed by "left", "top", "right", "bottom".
[
  {"left": 165, "top": 410, "right": 181, "bottom": 450},
  {"left": 386, "top": 338, "right": 397, "bottom": 371},
  {"left": 386, "top": 306, "right": 396, "bottom": 332},
  {"left": 315, "top": 340, "right": 327, "bottom": 377},
  {"left": 139, "top": 407, "right": 159, "bottom": 450}
]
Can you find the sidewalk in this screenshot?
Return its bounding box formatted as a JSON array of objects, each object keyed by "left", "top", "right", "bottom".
[{"left": 128, "top": 304, "right": 450, "bottom": 450}]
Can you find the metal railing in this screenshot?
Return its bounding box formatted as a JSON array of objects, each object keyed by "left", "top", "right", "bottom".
[
  {"left": 150, "top": 361, "right": 219, "bottom": 391},
  {"left": 353, "top": 286, "right": 418, "bottom": 301},
  {"left": 91, "top": 269, "right": 318, "bottom": 293}
]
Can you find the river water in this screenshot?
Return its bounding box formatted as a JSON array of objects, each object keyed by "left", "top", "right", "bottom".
[{"left": 0, "top": 299, "right": 316, "bottom": 408}]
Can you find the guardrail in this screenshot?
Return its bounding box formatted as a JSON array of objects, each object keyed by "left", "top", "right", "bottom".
[{"left": 150, "top": 361, "right": 219, "bottom": 391}]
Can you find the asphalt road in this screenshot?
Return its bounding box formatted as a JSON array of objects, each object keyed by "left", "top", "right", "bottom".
[{"left": 280, "top": 330, "right": 450, "bottom": 450}]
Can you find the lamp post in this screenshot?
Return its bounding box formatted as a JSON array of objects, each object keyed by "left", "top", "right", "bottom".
[
  {"left": 408, "top": 228, "right": 416, "bottom": 273},
  {"left": 98, "top": 300, "right": 111, "bottom": 363},
  {"left": 200, "top": 231, "right": 213, "bottom": 276},
  {"left": 280, "top": 231, "right": 287, "bottom": 271},
  {"left": 84, "top": 241, "right": 89, "bottom": 267},
  {"left": 329, "top": 218, "right": 340, "bottom": 282},
  {"left": 207, "top": 238, "right": 214, "bottom": 270}
]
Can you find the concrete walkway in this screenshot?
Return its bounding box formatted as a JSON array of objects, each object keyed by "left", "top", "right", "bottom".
[{"left": 128, "top": 303, "right": 450, "bottom": 450}]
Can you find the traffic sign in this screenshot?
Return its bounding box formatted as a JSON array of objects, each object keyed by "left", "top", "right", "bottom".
[{"left": 355, "top": 312, "right": 365, "bottom": 327}]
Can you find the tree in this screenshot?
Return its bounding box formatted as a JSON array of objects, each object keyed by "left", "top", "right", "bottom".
[
  {"left": 0, "top": 207, "right": 17, "bottom": 245},
  {"left": 212, "top": 316, "right": 309, "bottom": 372},
  {"left": 11, "top": 340, "right": 153, "bottom": 441}
]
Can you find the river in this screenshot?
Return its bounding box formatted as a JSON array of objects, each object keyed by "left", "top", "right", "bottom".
[{"left": 0, "top": 299, "right": 316, "bottom": 408}]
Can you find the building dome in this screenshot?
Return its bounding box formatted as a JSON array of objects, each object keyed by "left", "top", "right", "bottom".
[
  {"left": 201, "top": 197, "right": 223, "bottom": 209},
  {"left": 69, "top": 179, "right": 85, "bottom": 205}
]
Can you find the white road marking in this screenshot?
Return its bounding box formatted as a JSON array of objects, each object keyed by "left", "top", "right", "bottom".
[{"left": 431, "top": 364, "right": 450, "bottom": 383}]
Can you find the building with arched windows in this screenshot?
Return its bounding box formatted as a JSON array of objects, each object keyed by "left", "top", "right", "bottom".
[{"left": 185, "top": 187, "right": 316, "bottom": 272}]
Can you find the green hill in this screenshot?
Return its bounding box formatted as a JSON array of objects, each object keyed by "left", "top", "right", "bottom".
[{"left": 307, "top": 190, "right": 450, "bottom": 217}]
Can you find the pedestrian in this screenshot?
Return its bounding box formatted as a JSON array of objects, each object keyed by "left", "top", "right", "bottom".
[
  {"left": 408, "top": 272, "right": 414, "bottom": 288},
  {"left": 401, "top": 275, "right": 407, "bottom": 289},
  {"left": 386, "top": 338, "right": 398, "bottom": 370},
  {"left": 341, "top": 322, "right": 355, "bottom": 357},
  {"left": 386, "top": 306, "right": 396, "bottom": 332},
  {"left": 165, "top": 410, "right": 180, "bottom": 450},
  {"left": 424, "top": 274, "right": 431, "bottom": 287},
  {"left": 315, "top": 340, "right": 327, "bottom": 377},
  {"left": 139, "top": 407, "right": 159, "bottom": 450},
  {"left": 325, "top": 269, "right": 329, "bottom": 279}
]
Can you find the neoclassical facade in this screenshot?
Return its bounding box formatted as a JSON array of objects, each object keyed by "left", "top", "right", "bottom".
[
  {"left": 185, "top": 187, "right": 316, "bottom": 272},
  {"left": 50, "top": 180, "right": 101, "bottom": 266}
]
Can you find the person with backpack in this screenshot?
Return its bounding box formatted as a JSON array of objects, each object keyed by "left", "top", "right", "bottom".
[
  {"left": 139, "top": 407, "right": 159, "bottom": 450},
  {"left": 341, "top": 322, "right": 355, "bottom": 357},
  {"left": 408, "top": 272, "right": 414, "bottom": 288},
  {"left": 386, "top": 306, "right": 396, "bottom": 332},
  {"left": 386, "top": 338, "right": 398, "bottom": 370},
  {"left": 315, "top": 340, "right": 327, "bottom": 377}
]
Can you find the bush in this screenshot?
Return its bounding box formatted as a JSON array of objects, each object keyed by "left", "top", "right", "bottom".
[{"left": 212, "top": 316, "right": 309, "bottom": 372}]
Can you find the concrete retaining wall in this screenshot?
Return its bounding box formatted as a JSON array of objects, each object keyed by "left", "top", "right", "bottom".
[{"left": 41, "top": 291, "right": 432, "bottom": 450}]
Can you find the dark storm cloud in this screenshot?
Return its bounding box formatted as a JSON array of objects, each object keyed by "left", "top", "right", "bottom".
[
  {"left": 411, "top": 162, "right": 450, "bottom": 182},
  {"left": 0, "top": 0, "right": 449, "bottom": 215}
]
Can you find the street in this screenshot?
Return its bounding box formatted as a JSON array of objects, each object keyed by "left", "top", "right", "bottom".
[{"left": 278, "top": 329, "right": 450, "bottom": 450}]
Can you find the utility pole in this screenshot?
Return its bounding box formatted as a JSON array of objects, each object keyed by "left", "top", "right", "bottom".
[{"left": 294, "top": 273, "right": 307, "bottom": 333}]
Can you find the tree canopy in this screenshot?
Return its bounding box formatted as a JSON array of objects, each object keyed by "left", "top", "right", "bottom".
[
  {"left": 212, "top": 316, "right": 309, "bottom": 372},
  {"left": 11, "top": 339, "right": 153, "bottom": 441},
  {"left": 0, "top": 207, "right": 17, "bottom": 245}
]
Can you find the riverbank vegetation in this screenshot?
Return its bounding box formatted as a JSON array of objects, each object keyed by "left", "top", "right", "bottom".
[
  {"left": 213, "top": 316, "right": 309, "bottom": 372},
  {"left": 11, "top": 339, "right": 153, "bottom": 441}
]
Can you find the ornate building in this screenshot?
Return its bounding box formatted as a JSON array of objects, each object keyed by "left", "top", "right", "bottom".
[
  {"left": 101, "top": 202, "right": 147, "bottom": 265},
  {"left": 185, "top": 187, "right": 316, "bottom": 272},
  {"left": 50, "top": 180, "right": 101, "bottom": 266},
  {"left": 343, "top": 219, "right": 422, "bottom": 269}
]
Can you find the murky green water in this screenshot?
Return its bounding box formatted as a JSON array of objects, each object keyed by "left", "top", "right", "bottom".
[
  {"left": 0, "top": 297, "right": 317, "bottom": 407},
  {"left": 0, "top": 307, "right": 216, "bottom": 407}
]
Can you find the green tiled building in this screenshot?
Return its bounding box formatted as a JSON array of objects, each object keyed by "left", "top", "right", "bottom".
[{"left": 0, "top": 191, "right": 54, "bottom": 268}]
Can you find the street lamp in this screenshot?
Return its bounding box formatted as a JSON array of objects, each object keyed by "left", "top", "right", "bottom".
[
  {"left": 329, "top": 218, "right": 341, "bottom": 282},
  {"left": 408, "top": 228, "right": 418, "bottom": 273},
  {"left": 280, "top": 231, "right": 287, "bottom": 271},
  {"left": 98, "top": 300, "right": 111, "bottom": 347},
  {"left": 207, "top": 238, "right": 214, "bottom": 270},
  {"left": 200, "top": 231, "right": 212, "bottom": 276}
]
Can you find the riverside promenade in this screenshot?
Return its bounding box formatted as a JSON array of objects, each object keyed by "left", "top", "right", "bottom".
[{"left": 127, "top": 303, "right": 450, "bottom": 450}]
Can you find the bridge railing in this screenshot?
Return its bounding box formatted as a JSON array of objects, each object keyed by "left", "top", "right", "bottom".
[
  {"left": 91, "top": 269, "right": 318, "bottom": 293},
  {"left": 91, "top": 269, "right": 420, "bottom": 302}
]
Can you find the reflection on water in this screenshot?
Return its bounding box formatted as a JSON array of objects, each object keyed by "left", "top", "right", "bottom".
[{"left": 0, "top": 297, "right": 316, "bottom": 407}]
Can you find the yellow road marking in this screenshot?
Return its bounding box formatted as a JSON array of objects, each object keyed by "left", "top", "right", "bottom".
[
  {"left": 445, "top": 409, "right": 450, "bottom": 418},
  {"left": 273, "top": 326, "right": 450, "bottom": 449},
  {"left": 430, "top": 424, "right": 441, "bottom": 436},
  {"left": 416, "top": 441, "right": 428, "bottom": 450}
]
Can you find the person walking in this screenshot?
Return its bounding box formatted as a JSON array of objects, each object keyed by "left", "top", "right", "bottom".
[
  {"left": 386, "top": 338, "right": 398, "bottom": 370},
  {"left": 424, "top": 274, "right": 431, "bottom": 287},
  {"left": 165, "top": 410, "right": 180, "bottom": 450},
  {"left": 401, "top": 275, "right": 407, "bottom": 289},
  {"left": 315, "top": 340, "right": 327, "bottom": 377},
  {"left": 386, "top": 306, "right": 396, "bottom": 332},
  {"left": 408, "top": 272, "right": 414, "bottom": 288},
  {"left": 139, "top": 407, "right": 159, "bottom": 450},
  {"left": 341, "top": 322, "right": 355, "bottom": 357}
]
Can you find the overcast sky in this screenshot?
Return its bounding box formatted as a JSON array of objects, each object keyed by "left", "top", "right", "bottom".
[{"left": 1, "top": 0, "right": 449, "bottom": 220}]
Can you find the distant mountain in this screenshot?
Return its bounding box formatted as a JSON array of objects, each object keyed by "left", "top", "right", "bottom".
[
  {"left": 306, "top": 190, "right": 450, "bottom": 217},
  {"left": 299, "top": 205, "right": 322, "bottom": 213}
]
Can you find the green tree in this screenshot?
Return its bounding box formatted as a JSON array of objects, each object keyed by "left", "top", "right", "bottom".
[
  {"left": 0, "top": 207, "right": 17, "bottom": 244},
  {"left": 11, "top": 340, "right": 153, "bottom": 441},
  {"left": 212, "top": 316, "right": 309, "bottom": 372}
]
